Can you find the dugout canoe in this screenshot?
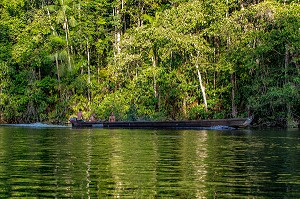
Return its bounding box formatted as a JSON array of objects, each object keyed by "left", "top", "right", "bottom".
[{"left": 69, "top": 117, "right": 253, "bottom": 129}]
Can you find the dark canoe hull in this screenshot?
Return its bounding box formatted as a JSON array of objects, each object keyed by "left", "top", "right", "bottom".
[{"left": 70, "top": 117, "right": 252, "bottom": 129}]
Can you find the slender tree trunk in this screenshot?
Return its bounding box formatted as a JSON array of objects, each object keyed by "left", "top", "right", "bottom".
[
  {"left": 45, "top": 4, "right": 61, "bottom": 97},
  {"left": 78, "top": 2, "right": 82, "bottom": 49},
  {"left": 183, "top": 95, "right": 187, "bottom": 117},
  {"left": 87, "top": 40, "right": 91, "bottom": 103},
  {"left": 151, "top": 55, "right": 158, "bottom": 98},
  {"left": 151, "top": 50, "right": 160, "bottom": 111},
  {"left": 231, "top": 73, "right": 237, "bottom": 117},
  {"left": 138, "top": 1, "right": 145, "bottom": 27},
  {"left": 196, "top": 67, "right": 208, "bottom": 112},
  {"left": 285, "top": 44, "right": 289, "bottom": 84},
  {"left": 285, "top": 43, "right": 291, "bottom": 124},
  {"left": 214, "top": 35, "right": 221, "bottom": 95},
  {"left": 64, "top": 15, "right": 72, "bottom": 70},
  {"left": 38, "top": 67, "right": 41, "bottom": 80},
  {"left": 213, "top": 36, "right": 218, "bottom": 93},
  {"left": 114, "top": 1, "right": 122, "bottom": 56},
  {"left": 195, "top": 52, "right": 208, "bottom": 112},
  {"left": 115, "top": 21, "right": 121, "bottom": 55},
  {"left": 112, "top": 2, "right": 122, "bottom": 77},
  {"left": 226, "top": 0, "right": 229, "bottom": 17},
  {"left": 97, "top": 67, "right": 100, "bottom": 84},
  {"left": 61, "top": 0, "right": 72, "bottom": 70},
  {"left": 55, "top": 53, "right": 61, "bottom": 97}
]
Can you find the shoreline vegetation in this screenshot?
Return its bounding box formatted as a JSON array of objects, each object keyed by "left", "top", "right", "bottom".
[
  {"left": 0, "top": 1, "right": 299, "bottom": 128},
  {"left": 0, "top": 116, "right": 299, "bottom": 129}
]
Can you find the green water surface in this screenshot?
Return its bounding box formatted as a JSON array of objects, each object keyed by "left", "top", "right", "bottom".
[{"left": 0, "top": 127, "right": 299, "bottom": 198}]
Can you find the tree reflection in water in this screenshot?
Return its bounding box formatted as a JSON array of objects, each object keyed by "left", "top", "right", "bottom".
[{"left": 0, "top": 127, "right": 300, "bottom": 198}]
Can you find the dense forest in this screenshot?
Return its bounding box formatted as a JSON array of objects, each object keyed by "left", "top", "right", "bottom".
[{"left": 0, "top": 0, "right": 299, "bottom": 127}]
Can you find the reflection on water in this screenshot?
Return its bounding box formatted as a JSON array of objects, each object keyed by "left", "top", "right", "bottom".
[{"left": 0, "top": 127, "right": 300, "bottom": 198}]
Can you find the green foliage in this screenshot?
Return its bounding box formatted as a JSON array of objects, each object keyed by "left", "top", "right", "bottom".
[{"left": 0, "top": 0, "right": 299, "bottom": 126}]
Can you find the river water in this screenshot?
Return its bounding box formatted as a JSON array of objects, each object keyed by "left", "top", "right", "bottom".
[{"left": 0, "top": 126, "right": 299, "bottom": 198}]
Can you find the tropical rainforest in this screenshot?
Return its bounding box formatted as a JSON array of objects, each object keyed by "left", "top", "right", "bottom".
[{"left": 0, "top": 0, "right": 299, "bottom": 127}]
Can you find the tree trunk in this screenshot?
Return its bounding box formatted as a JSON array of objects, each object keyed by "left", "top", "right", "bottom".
[
  {"left": 61, "top": 0, "right": 72, "bottom": 70},
  {"left": 45, "top": 4, "right": 61, "bottom": 96},
  {"left": 87, "top": 40, "right": 91, "bottom": 103},
  {"left": 114, "top": 1, "right": 122, "bottom": 56},
  {"left": 97, "top": 67, "right": 100, "bottom": 84},
  {"left": 64, "top": 16, "right": 72, "bottom": 70},
  {"left": 231, "top": 73, "right": 237, "bottom": 117},
  {"left": 196, "top": 66, "right": 208, "bottom": 112},
  {"left": 55, "top": 53, "right": 61, "bottom": 97},
  {"left": 195, "top": 52, "right": 208, "bottom": 112},
  {"left": 151, "top": 55, "right": 158, "bottom": 98},
  {"left": 152, "top": 54, "right": 160, "bottom": 111},
  {"left": 285, "top": 44, "right": 289, "bottom": 84}
]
